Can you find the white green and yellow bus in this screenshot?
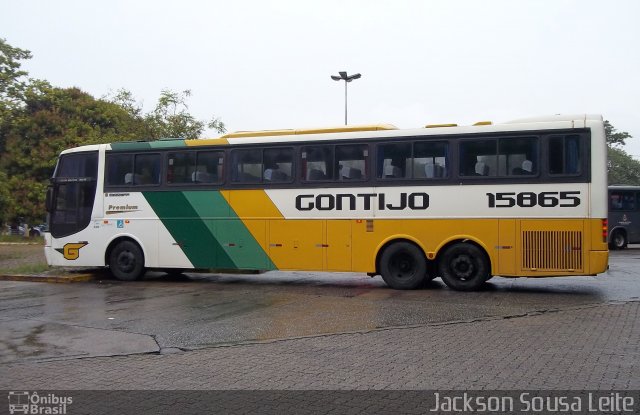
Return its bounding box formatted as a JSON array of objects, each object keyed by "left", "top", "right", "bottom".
[{"left": 44, "top": 114, "right": 609, "bottom": 291}]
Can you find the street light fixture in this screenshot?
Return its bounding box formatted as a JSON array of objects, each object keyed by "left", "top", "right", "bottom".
[{"left": 331, "top": 71, "right": 361, "bottom": 125}]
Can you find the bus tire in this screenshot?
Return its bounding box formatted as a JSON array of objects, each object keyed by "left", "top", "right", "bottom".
[
  {"left": 109, "top": 240, "right": 145, "bottom": 281},
  {"left": 379, "top": 242, "right": 427, "bottom": 290},
  {"left": 438, "top": 243, "right": 489, "bottom": 291},
  {"left": 609, "top": 230, "right": 627, "bottom": 250}
]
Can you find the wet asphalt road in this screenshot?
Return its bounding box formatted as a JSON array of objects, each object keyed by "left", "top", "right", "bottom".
[{"left": 1, "top": 248, "right": 639, "bottom": 363}]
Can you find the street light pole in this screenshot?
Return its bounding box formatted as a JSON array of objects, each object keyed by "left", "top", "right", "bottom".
[{"left": 331, "top": 71, "right": 361, "bottom": 125}]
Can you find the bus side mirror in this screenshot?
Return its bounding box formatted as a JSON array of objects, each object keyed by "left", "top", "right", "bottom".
[{"left": 45, "top": 186, "right": 53, "bottom": 213}]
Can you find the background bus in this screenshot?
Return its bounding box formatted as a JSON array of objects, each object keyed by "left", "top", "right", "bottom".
[
  {"left": 44, "top": 114, "right": 609, "bottom": 291},
  {"left": 608, "top": 185, "right": 640, "bottom": 249}
]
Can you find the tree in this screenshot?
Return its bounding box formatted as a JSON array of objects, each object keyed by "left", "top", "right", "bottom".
[
  {"left": 605, "top": 120, "right": 640, "bottom": 185},
  {"left": 0, "top": 38, "right": 31, "bottom": 113},
  {"left": 107, "top": 88, "right": 226, "bottom": 139},
  {"left": 0, "top": 39, "right": 228, "bottom": 225},
  {"left": 0, "top": 38, "right": 32, "bottom": 154},
  {"left": 0, "top": 84, "right": 147, "bottom": 222},
  {"left": 604, "top": 120, "right": 631, "bottom": 148}
]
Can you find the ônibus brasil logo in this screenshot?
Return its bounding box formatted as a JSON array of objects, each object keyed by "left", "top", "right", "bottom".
[{"left": 8, "top": 391, "right": 73, "bottom": 415}]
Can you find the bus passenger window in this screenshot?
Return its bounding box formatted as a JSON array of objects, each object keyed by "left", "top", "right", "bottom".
[
  {"left": 195, "top": 151, "right": 224, "bottom": 183},
  {"left": 167, "top": 152, "right": 196, "bottom": 184},
  {"left": 377, "top": 143, "right": 410, "bottom": 179},
  {"left": 302, "top": 146, "right": 333, "bottom": 181},
  {"left": 106, "top": 154, "right": 133, "bottom": 186},
  {"left": 134, "top": 154, "right": 161, "bottom": 185},
  {"left": 231, "top": 149, "right": 262, "bottom": 183},
  {"left": 336, "top": 144, "right": 368, "bottom": 181},
  {"left": 414, "top": 141, "right": 448, "bottom": 179},
  {"left": 499, "top": 137, "right": 537, "bottom": 176},
  {"left": 263, "top": 148, "right": 293, "bottom": 182},
  {"left": 549, "top": 135, "right": 581, "bottom": 175}
]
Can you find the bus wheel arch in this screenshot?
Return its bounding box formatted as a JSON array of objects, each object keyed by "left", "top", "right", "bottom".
[
  {"left": 609, "top": 228, "right": 627, "bottom": 250},
  {"left": 376, "top": 239, "right": 430, "bottom": 290},
  {"left": 435, "top": 239, "right": 491, "bottom": 291},
  {"left": 105, "top": 237, "right": 146, "bottom": 281}
]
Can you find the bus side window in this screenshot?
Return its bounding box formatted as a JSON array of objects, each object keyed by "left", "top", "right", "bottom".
[
  {"left": 377, "top": 142, "right": 410, "bottom": 179},
  {"left": 336, "top": 144, "right": 368, "bottom": 181},
  {"left": 134, "top": 154, "right": 161, "bottom": 185},
  {"left": 549, "top": 135, "right": 581, "bottom": 175},
  {"left": 414, "top": 141, "right": 448, "bottom": 180},
  {"left": 500, "top": 137, "right": 537, "bottom": 176},
  {"left": 263, "top": 148, "right": 293, "bottom": 183},
  {"left": 167, "top": 152, "right": 196, "bottom": 184},
  {"left": 302, "top": 146, "right": 334, "bottom": 181},
  {"left": 195, "top": 151, "right": 224, "bottom": 183},
  {"left": 459, "top": 140, "right": 495, "bottom": 177},
  {"left": 231, "top": 149, "right": 262, "bottom": 183},
  {"left": 106, "top": 154, "right": 133, "bottom": 186}
]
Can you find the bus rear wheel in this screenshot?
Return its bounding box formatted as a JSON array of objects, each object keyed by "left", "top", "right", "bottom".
[
  {"left": 438, "top": 243, "right": 489, "bottom": 291},
  {"left": 109, "top": 240, "right": 145, "bottom": 281},
  {"left": 609, "top": 230, "right": 627, "bottom": 250},
  {"left": 379, "top": 242, "right": 427, "bottom": 290}
]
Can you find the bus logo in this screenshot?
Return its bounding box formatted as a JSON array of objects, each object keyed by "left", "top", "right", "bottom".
[{"left": 55, "top": 242, "right": 89, "bottom": 260}]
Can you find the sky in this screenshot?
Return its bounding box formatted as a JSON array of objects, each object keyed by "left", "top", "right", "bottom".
[{"left": 2, "top": 0, "right": 640, "bottom": 155}]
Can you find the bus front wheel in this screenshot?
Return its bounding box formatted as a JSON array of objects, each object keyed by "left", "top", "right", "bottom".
[
  {"left": 379, "top": 242, "right": 427, "bottom": 290},
  {"left": 438, "top": 243, "right": 489, "bottom": 291},
  {"left": 609, "top": 230, "right": 627, "bottom": 250},
  {"left": 109, "top": 240, "right": 145, "bottom": 281}
]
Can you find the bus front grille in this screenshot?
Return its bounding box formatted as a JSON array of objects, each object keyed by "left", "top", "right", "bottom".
[{"left": 521, "top": 230, "right": 583, "bottom": 272}]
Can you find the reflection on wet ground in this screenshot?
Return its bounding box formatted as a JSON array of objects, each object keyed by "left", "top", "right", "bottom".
[{"left": 0, "top": 248, "right": 639, "bottom": 362}]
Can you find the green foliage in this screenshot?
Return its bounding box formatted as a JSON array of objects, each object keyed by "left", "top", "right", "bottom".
[
  {"left": 0, "top": 38, "right": 32, "bottom": 115},
  {"left": 605, "top": 120, "right": 640, "bottom": 185},
  {"left": 0, "top": 84, "right": 148, "bottom": 221},
  {"left": 0, "top": 38, "right": 227, "bottom": 225},
  {"left": 608, "top": 147, "right": 640, "bottom": 185},
  {"left": 604, "top": 120, "right": 631, "bottom": 148},
  {"left": 107, "top": 88, "right": 226, "bottom": 139}
]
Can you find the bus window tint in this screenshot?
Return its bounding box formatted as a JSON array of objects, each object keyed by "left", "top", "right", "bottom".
[
  {"left": 460, "top": 140, "right": 497, "bottom": 176},
  {"left": 337, "top": 144, "right": 368, "bottom": 181},
  {"left": 302, "top": 146, "right": 333, "bottom": 181},
  {"left": 499, "top": 137, "right": 537, "bottom": 176},
  {"left": 549, "top": 135, "right": 581, "bottom": 175},
  {"left": 414, "top": 141, "right": 448, "bottom": 179},
  {"left": 195, "top": 151, "right": 224, "bottom": 183},
  {"left": 55, "top": 153, "right": 98, "bottom": 178},
  {"left": 133, "top": 154, "right": 161, "bottom": 185},
  {"left": 610, "top": 191, "right": 636, "bottom": 211},
  {"left": 377, "top": 142, "right": 410, "bottom": 179},
  {"left": 232, "top": 149, "right": 262, "bottom": 183},
  {"left": 263, "top": 148, "right": 293, "bottom": 182},
  {"left": 167, "top": 152, "right": 196, "bottom": 184},
  {"left": 106, "top": 154, "right": 133, "bottom": 186}
]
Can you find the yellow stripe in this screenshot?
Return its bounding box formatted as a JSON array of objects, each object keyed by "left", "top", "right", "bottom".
[
  {"left": 221, "top": 190, "right": 284, "bottom": 261},
  {"left": 184, "top": 137, "right": 229, "bottom": 146}
]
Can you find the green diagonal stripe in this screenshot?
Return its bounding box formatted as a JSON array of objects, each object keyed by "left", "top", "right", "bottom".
[
  {"left": 143, "top": 190, "right": 276, "bottom": 271},
  {"left": 182, "top": 191, "right": 276, "bottom": 270},
  {"left": 142, "top": 191, "right": 235, "bottom": 268}
]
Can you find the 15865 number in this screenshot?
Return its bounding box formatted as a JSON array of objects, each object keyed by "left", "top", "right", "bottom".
[{"left": 486, "top": 191, "right": 580, "bottom": 208}]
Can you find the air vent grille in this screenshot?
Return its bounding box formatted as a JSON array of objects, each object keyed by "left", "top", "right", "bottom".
[{"left": 522, "top": 230, "right": 582, "bottom": 271}]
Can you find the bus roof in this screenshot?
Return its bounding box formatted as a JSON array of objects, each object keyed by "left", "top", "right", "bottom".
[{"left": 88, "top": 113, "right": 602, "bottom": 153}]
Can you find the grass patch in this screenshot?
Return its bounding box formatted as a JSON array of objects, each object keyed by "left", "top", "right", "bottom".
[
  {"left": 0, "top": 263, "right": 50, "bottom": 275},
  {"left": 0, "top": 235, "right": 44, "bottom": 243}
]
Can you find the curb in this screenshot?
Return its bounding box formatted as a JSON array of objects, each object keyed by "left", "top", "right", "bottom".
[{"left": 0, "top": 273, "right": 95, "bottom": 283}]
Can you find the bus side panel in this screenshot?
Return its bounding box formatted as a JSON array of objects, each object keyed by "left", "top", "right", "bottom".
[
  {"left": 588, "top": 218, "right": 609, "bottom": 275},
  {"left": 350, "top": 219, "right": 499, "bottom": 274},
  {"left": 145, "top": 190, "right": 276, "bottom": 270},
  {"left": 497, "top": 220, "right": 517, "bottom": 275},
  {"left": 268, "top": 220, "right": 324, "bottom": 271},
  {"left": 326, "top": 220, "right": 352, "bottom": 271}
]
